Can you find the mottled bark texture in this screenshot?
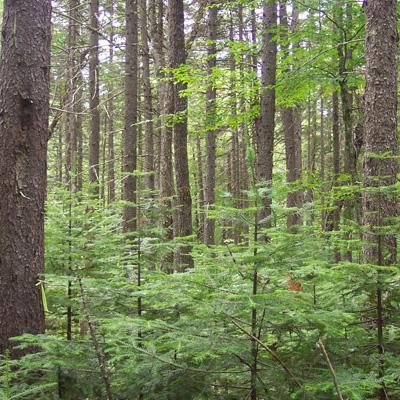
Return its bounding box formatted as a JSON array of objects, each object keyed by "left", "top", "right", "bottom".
[
  {"left": 0, "top": 0, "right": 51, "bottom": 354},
  {"left": 66, "top": 0, "right": 79, "bottom": 188},
  {"left": 363, "top": 4, "right": 398, "bottom": 398},
  {"left": 123, "top": 0, "right": 138, "bottom": 232},
  {"left": 168, "top": 0, "right": 193, "bottom": 267},
  {"left": 257, "top": 1, "right": 277, "bottom": 227},
  {"left": 204, "top": 4, "right": 218, "bottom": 245},
  {"left": 140, "top": 0, "right": 155, "bottom": 193},
  {"left": 279, "top": 1, "right": 302, "bottom": 229},
  {"left": 89, "top": 0, "right": 101, "bottom": 194},
  {"left": 363, "top": 0, "right": 398, "bottom": 265},
  {"left": 107, "top": 0, "right": 116, "bottom": 203}
]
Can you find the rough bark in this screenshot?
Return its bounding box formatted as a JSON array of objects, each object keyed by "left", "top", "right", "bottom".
[
  {"left": 0, "top": 0, "right": 51, "bottom": 354},
  {"left": 363, "top": 2, "right": 398, "bottom": 268},
  {"left": 107, "top": 0, "right": 116, "bottom": 203},
  {"left": 257, "top": 1, "right": 277, "bottom": 228},
  {"left": 123, "top": 0, "right": 138, "bottom": 232},
  {"left": 327, "top": 91, "right": 341, "bottom": 263},
  {"left": 66, "top": 0, "right": 79, "bottom": 188},
  {"left": 89, "top": 0, "right": 101, "bottom": 194},
  {"left": 279, "top": 1, "right": 302, "bottom": 229},
  {"left": 149, "top": 0, "right": 164, "bottom": 192},
  {"left": 168, "top": 0, "right": 193, "bottom": 267},
  {"left": 363, "top": 3, "right": 398, "bottom": 399},
  {"left": 140, "top": 0, "right": 155, "bottom": 193},
  {"left": 204, "top": 3, "right": 218, "bottom": 245},
  {"left": 196, "top": 135, "right": 205, "bottom": 242},
  {"left": 229, "top": 12, "right": 241, "bottom": 243}
]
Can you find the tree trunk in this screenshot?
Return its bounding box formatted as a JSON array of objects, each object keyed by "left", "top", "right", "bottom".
[
  {"left": 107, "top": 0, "right": 116, "bottom": 203},
  {"left": 0, "top": 0, "right": 51, "bottom": 355},
  {"left": 140, "top": 0, "right": 155, "bottom": 193},
  {"left": 257, "top": 1, "right": 277, "bottom": 228},
  {"left": 123, "top": 0, "right": 138, "bottom": 232},
  {"left": 149, "top": 0, "right": 164, "bottom": 192},
  {"left": 89, "top": 0, "right": 101, "bottom": 195},
  {"left": 168, "top": 0, "right": 193, "bottom": 267},
  {"left": 327, "top": 91, "right": 341, "bottom": 263},
  {"left": 363, "top": 3, "right": 398, "bottom": 397},
  {"left": 229, "top": 12, "right": 241, "bottom": 244},
  {"left": 196, "top": 135, "right": 205, "bottom": 242},
  {"left": 279, "top": 1, "right": 302, "bottom": 230},
  {"left": 204, "top": 4, "right": 218, "bottom": 245}
]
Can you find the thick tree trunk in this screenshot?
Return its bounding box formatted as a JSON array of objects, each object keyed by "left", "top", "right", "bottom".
[
  {"left": 204, "top": 4, "right": 218, "bottom": 245},
  {"left": 257, "top": 2, "right": 277, "bottom": 228},
  {"left": 89, "top": 0, "right": 101, "bottom": 194},
  {"left": 123, "top": 0, "right": 138, "bottom": 232},
  {"left": 168, "top": 0, "right": 193, "bottom": 267},
  {"left": 364, "top": 3, "right": 398, "bottom": 399},
  {"left": 0, "top": 0, "right": 51, "bottom": 354}
]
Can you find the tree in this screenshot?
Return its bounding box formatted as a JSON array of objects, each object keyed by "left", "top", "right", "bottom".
[
  {"left": 168, "top": 0, "right": 193, "bottom": 267},
  {"left": 123, "top": 0, "right": 138, "bottom": 232},
  {"left": 89, "top": 0, "right": 101, "bottom": 194},
  {"left": 0, "top": 0, "right": 52, "bottom": 354},
  {"left": 107, "top": 0, "right": 116, "bottom": 203},
  {"left": 140, "top": 0, "right": 155, "bottom": 193},
  {"left": 363, "top": 1, "right": 398, "bottom": 398},
  {"left": 257, "top": 1, "right": 277, "bottom": 228},
  {"left": 204, "top": 3, "right": 218, "bottom": 245},
  {"left": 279, "top": 1, "right": 302, "bottom": 229}
]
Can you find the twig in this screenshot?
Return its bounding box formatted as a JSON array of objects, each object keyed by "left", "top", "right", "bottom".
[
  {"left": 318, "top": 339, "right": 344, "bottom": 400},
  {"left": 231, "top": 319, "right": 305, "bottom": 391},
  {"left": 77, "top": 273, "right": 114, "bottom": 400}
]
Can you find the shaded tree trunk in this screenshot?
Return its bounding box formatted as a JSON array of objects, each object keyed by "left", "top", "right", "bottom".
[
  {"left": 123, "top": 0, "right": 138, "bottom": 232},
  {"left": 327, "top": 91, "right": 341, "bottom": 263},
  {"left": 279, "top": 1, "right": 302, "bottom": 230},
  {"left": 168, "top": 0, "right": 193, "bottom": 267},
  {"left": 0, "top": 0, "right": 51, "bottom": 354},
  {"left": 89, "top": 0, "right": 101, "bottom": 195},
  {"left": 204, "top": 3, "right": 218, "bottom": 245},
  {"left": 196, "top": 135, "right": 205, "bottom": 242},
  {"left": 140, "top": 0, "right": 155, "bottom": 193},
  {"left": 107, "top": 0, "right": 116, "bottom": 203},
  {"left": 363, "top": 3, "right": 398, "bottom": 398},
  {"left": 256, "top": 2, "right": 277, "bottom": 228},
  {"left": 229, "top": 12, "right": 241, "bottom": 244}
]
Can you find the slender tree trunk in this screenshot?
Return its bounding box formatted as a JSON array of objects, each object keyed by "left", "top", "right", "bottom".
[
  {"left": 229, "top": 12, "right": 241, "bottom": 244},
  {"left": 0, "top": 0, "right": 51, "bottom": 355},
  {"left": 327, "top": 91, "right": 341, "bottom": 263},
  {"left": 168, "top": 0, "right": 193, "bottom": 267},
  {"left": 204, "top": 3, "right": 218, "bottom": 245},
  {"left": 140, "top": 0, "right": 155, "bottom": 193},
  {"left": 124, "top": 0, "right": 138, "bottom": 232},
  {"left": 256, "top": 1, "right": 277, "bottom": 228},
  {"left": 89, "top": 0, "right": 101, "bottom": 195},
  {"left": 107, "top": 0, "right": 116, "bottom": 203},
  {"left": 364, "top": 3, "right": 398, "bottom": 398},
  {"left": 280, "top": 1, "right": 302, "bottom": 230},
  {"left": 196, "top": 135, "right": 205, "bottom": 242},
  {"left": 66, "top": 0, "right": 79, "bottom": 188},
  {"left": 149, "top": 0, "right": 164, "bottom": 192}
]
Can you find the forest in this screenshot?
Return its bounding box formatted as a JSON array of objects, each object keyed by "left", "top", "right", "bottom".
[{"left": 0, "top": 0, "right": 399, "bottom": 399}]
